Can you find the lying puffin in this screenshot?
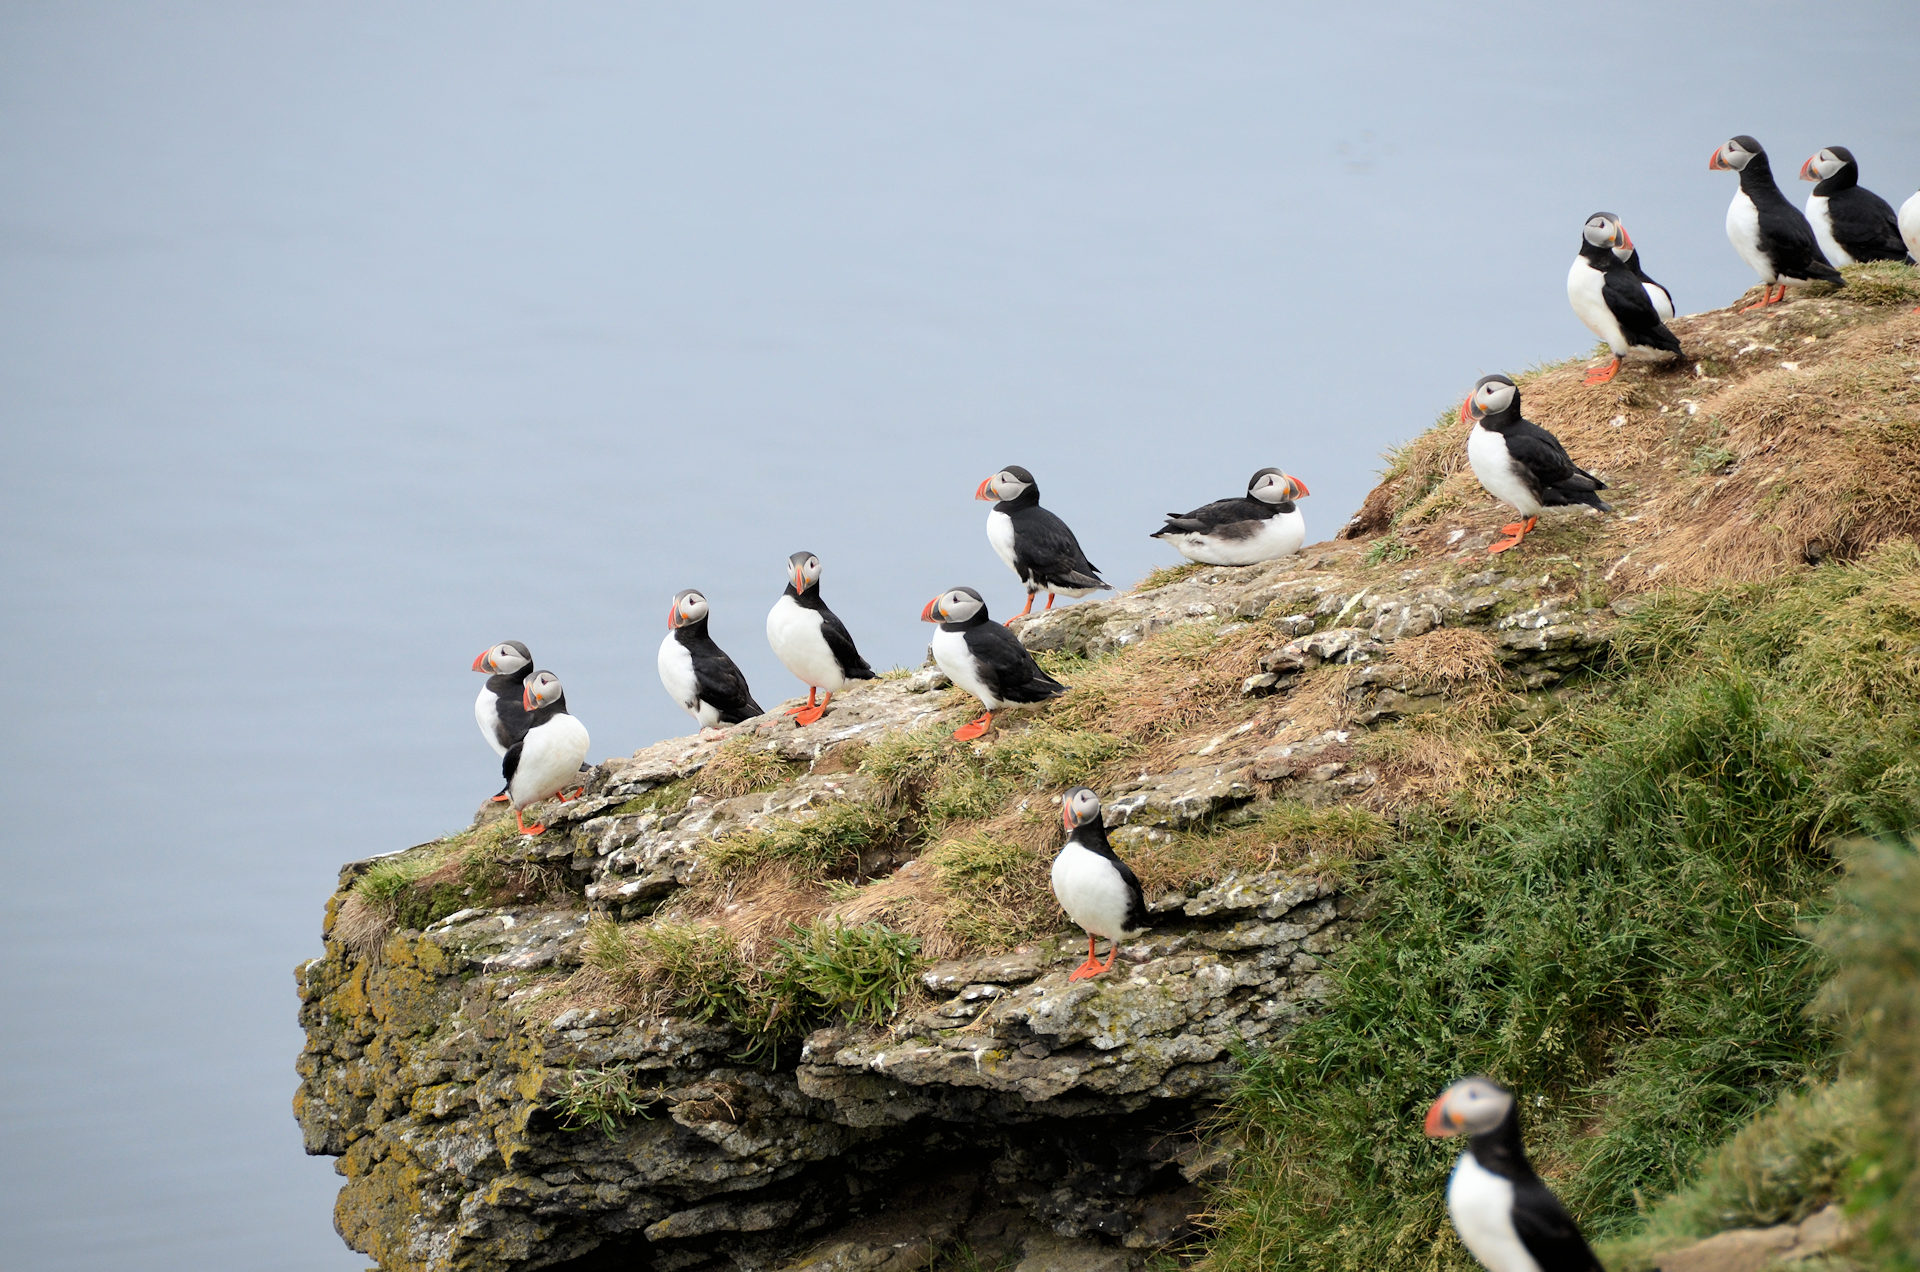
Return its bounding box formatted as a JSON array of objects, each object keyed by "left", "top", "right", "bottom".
[
  {"left": 1613, "top": 231, "right": 1674, "bottom": 322},
  {"left": 1425, "top": 1076, "right": 1604, "bottom": 1272},
  {"left": 1149, "top": 468, "right": 1310, "bottom": 565},
  {"left": 472, "top": 639, "right": 534, "bottom": 801},
  {"left": 766, "top": 551, "right": 876, "bottom": 725},
  {"left": 1462, "top": 375, "right": 1610, "bottom": 555},
  {"left": 1710, "top": 135, "right": 1843, "bottom": 310},
  {"left": 921, "top": 586, "right": 1067, "bottom": 740},
  {"left": 1567, "top": 212, "right": 1683, "bottom": 386},
  {"left": 659, "top": 589, "right": 763, "bottom": 732},
  {"left": 1800, "top": 146, "right": 1908, "bottom": 266},
  {"left": 977, "top": 465, "right": 1111, "bottom": 622},
  {"left": 1052, "top": 787, "right": 1150, "bottom": 982},
  {"left": 504, "top": 671, "right": 591, "bottom": 837}
]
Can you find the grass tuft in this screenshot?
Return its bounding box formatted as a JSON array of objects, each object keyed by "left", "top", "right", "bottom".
[
  {"left": 550, "top": 1066, "right": 662, "bottom": 1137},
  {"left": 1839, "top": 259, "right": 1920, "bottom": 307},
  {"left": 694, "top": 738, "right": 798, "bottom": 800},
  {"left": 1138, "top": 561, "right": 1211, "bottom": 591}
]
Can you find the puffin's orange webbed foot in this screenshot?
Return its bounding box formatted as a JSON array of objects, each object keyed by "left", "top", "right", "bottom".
[
  {"left": 515, "top": 809, "right": 546, "bottom": 836},
  {"left": 793, "top": 692, "right": 831, "bottom": 726},
  {"left": 783, "top": 688, "right": 819, "bottom": 718},
  {"left": 1487, "top": 516, "right": 1537, "bottom": 555},
  {"left": 1004, "top": 594, "right": 1037, "bottom": 626},
  {"left": 1068, "top": 935, "right": 1106, "bottom": 982},
  {"left": 952, "top": 710, "right": 993, "bottom": 742},
  {"left": 489, "top": 792, "right": 510, "bottom": 803},
  {"left": 1582, "top": 357, "right": 1621, "bottom": 386}
]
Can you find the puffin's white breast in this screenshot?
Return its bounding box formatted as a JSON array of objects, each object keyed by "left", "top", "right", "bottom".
[
  {"left": 929, "top": 627, "right": 1000, "bottom": 709},
  {"left": 986, "top": 509, "right": 1021, "bottom": 579},
  {"left": 475, "top": 686, "right": 508, "bottom": 757},
  {"left": 1050, "top": 841, "right": 1140, "bottom": 940},
  {"left": 1467, "top": 424, "right": 1541, "bottom": 517},
  {"left": 1566, "top": 256, "right": 1626, "bottom": 354},
  {"left": 1804, "top": 193, "right": 1850, "bottom": 266},
  {"left": 510, "top": 714, "right": 590, "bottom": 809},
  {"left": 1899, "top": 191, "right": 1920, "bottom": 261},
  {"left": 658, "top": 634, "right": 711, "bottom": 724},
  {"left": 1167, "top": 510, "right": 1305, "bottom": 566},
  {"left": 767, "top": 595, "right": 846, "bottom": 692},
  {"left": 1726, "top": 190, "right": 1771, "bottom": 281},
  {"left": 1447, "top": 1151, "right": 1543, "bottom": 1272}
]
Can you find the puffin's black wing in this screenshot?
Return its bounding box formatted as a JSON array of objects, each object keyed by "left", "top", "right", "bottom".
[
  {"left": 963, "top": 623, "right": 1069, "bottom": 704},
  {"left": 1111, "top": 853, "right": 1150, "bottom": 931},
  {"left": 1760, "top": 201, "right": 1845, "bottom": 283},
  {"left": 817, "top": 605, "right": 877, "bottom": 681},
  {"left": 1600, "top": 266, "right": 1683, "bottom": 355},
  {"left": 692, "top": 640, "right": 764, "bottom": 722},
  {"left": 1509, "top": 1179, "right": 1606, "bottom": 1272},
  {"left": 1829, "top": 188, "right": 1908, "bottom": 262},
  {"left": 486, "top": 675, "right": 533, "bottom": 748},
  {"left": 1011, "top": 505, "right": 1108, "bottom": 591},
  {"left": 501, "top": 740, "right": 523, "bottom": 788},
  {"left": 1151, "top": 495, "right": 1273, "bottom": 538},
  {"left": 1508, "top": 421, "right": 1611, "bottom": 512}
]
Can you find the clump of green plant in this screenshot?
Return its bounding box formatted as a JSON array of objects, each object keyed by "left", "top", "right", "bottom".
[
  {"left": 550, "top": 1065, "right": 662, "bottom": 1137},
  {"left": 920, "top": 829, "right": 1057, "bottom": 950},
  {"left": 1688, "top": 443, "right": 1737, "bottom": 475},
  {"left": 612, "top": 776, "right": 696, "bottom": 817},
  {"left": 771, "top": 920, "right": 924, "bottom": 1027},
  {"left": 1202, "top": 548, "right": 1920, "bottom": 1272},
  {"left": 694, "top": 738, "right": 798, "bottom": 799},
  {"left": 1138, "top": 561, "right": 1210, "bottom": 591},
  {"left": 353, "top": 853, "right": 438, "bottom": 911},
  {"left": 1364, "top": 535, "right": 1416, "bottom": 567},
  {"left": 1838, "top": 259, "right": 1920, "bottom": 306},
  {"left": 704, "top": 795, "right": 905, "bottom": 878},
  {"left": 1134, "top": 800, "right": 1390, "bottom": 894}
]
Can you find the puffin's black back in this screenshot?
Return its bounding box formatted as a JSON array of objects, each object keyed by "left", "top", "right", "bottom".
[
  {"left": 1152, "top": 494, "right": 1284, "bottom": 537},
  {"left": 1467, "top": 1104, "right": 1605, "bottom": 1272},
  {"left": 943, "top": 609, "right": 1069, "bottom": 703},
  {"left": 1482, "top": 392, "right": 1611, "bottom": 513},
  {"left": 996, "top": 485, "right": 1107, "bottom": 591},
  {"left": 674, "top": 617, "right": 764, "bottom": 721},
  {"left": 1738, "top": 146, "right": 1844, "bottom": 284},
  {"left": 786, "top": 583, "right": 876, "bottom": 680},
  {"left": 484, "top": 665, "right": 535, "bottom": 748},
  {"left": 1815, "top": 160, "right": 1908, "bottom": 262}
]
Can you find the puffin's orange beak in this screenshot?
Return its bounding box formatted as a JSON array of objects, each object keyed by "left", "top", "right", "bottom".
[
  {"left": 975, "top": 477, "right": 996, "bottom": 501},
  {"left": 522, "top": 687, "right": 536, "bottom": 711},
  {"left": 792, "top": 564, "right": 806, "bottom": 592},
  {"left": 921, "top": 597, "right": 942, "bottom": 623},
  {"left": 1619, "top": 228, "right": 1635, "bottom": 251},
  {"left": 1286, "top": 474, "right": 1310, "bottom": 499},
  {"left": 1062, "top": 802, "right": 1075, "bottom": 832},
  {"left": 667, "top": 604, "right": 680, "bottom": 631},
  {"left": 1459, "top": 395, "right": 1475, "bottom": 425},
  {"left": 1423, "top": 1095, "right": 1456, "bottom": 1138},
  {"left": 473, "top": 651, "right": 492, "bottom": 672},
  {"left": 1708, "top": 146, "right": 1729, "bottom": 171},
  {"left": 1798, "top": 156, "right": 1816, "bottom": 181}
]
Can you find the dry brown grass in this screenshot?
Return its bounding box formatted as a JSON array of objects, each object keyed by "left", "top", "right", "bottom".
[
  {"left": 693, "top": 737, "right": 797, "bottom": 799},
  {"left": 1344, "top": 299, "right": 1920, "bottom": 590},
  {"left": 331, "top": 892, "right": 392, "bottom": 962},
  {"left": 1390, "top": 628, "right": 1503, "bottom": 688}
]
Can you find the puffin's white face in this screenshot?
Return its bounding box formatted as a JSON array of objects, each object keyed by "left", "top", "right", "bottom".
[
  {"left": 1460, "top": 376, "right": 1517, "bottom": 424},
  {"left": 1247, "top": 468, "right": 1309, "bottom": 504},
  {"left": 1582, "top": 213, "right": 1624, "bottom": 250},
  {"left": 921, "top": 587, "right": 985, "bottom": 624},
  {"left": 976, "top": 469, "right": 1032, "bottom": 502},
  {"left": 1424, "top": 1076, "right": 1514, "bottom": 1138},
  {"left": 788, "top": 552, "right": 821, "bottom": 593},
  {"left": 1800, "top": 148, "right": 1846, "bottom": 182},
  {"left": 473, "top": 642, "right": 530, "bottom": 675},
  {"left": 1062, "top": 786, "right": 1102, "bottom": 831},
  {"left": 522, "top": 671, "right": 565, "bottom": 711},
  {"left": 668, "top": 590, "right": 709, "bottom": 630},
  {"left": 1709, "top": 136, "right": 1757, "bottom": 172}
]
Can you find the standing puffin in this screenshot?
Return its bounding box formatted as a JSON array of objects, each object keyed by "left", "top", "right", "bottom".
[
  {"left": 504, "top": 671, "right": 591, "bottom": 837},
  {"left": 1462, "top": 375, "right": 1610, "bottom": 555},
  {"left": 1051, "top": 787, "right": 1150, "bottom": 982},
  {"left": 1566, "top": 212, "right": 1684, "bottom": 386},
  {"left": 472, "top": 640, "right": 534, "bottom": 801},
  {"left": 1149, "top": 468, "right": 1310, "bottom": 565},
  {"left": 659, "top": 589, "right": 763, "bottom": 732},
  {"left": 921, "top": 586, "right": 1067, "bottom": 740},
  {"left": 766, "top": 551, "right": 876, "bottom": 725},
  {"left": 1710, "top": 135, "right": 1843, "bottom": 310},
  {"left": 976, "top": 465, "right": 1112, "bottom": 622},
  {"left": 1424, "top": 1076, "right": 1604, "bottom": 1272},
  {"left": 1800, "top": 146, "right": 1908, "bottom": 266},
  {"left": 1613, "top": 231, "right": 1675, "bottom": 322}
]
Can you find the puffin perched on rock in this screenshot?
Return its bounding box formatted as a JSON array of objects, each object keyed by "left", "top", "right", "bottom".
[
  {"left": 472, "top": 640, "right": 534, "bottom": 801},
  {"left": 659, "top": 589, "right": 763, "bottom": 733},
  {"left": 1567, "top": 212, "right": 1684, "bottom": 386},
  {"left": 1710, "top": 135, "right": 1843, "bottom": 310},
  {"left": 766, "top": 551, "right": 876, "bottom": 725},
  {"left": 1051, "top": 787, "right": 1150, "bottom": 982},
  {"left": 1800, "top": 146, "right": 1908, "bottom": 266},
  {"left": 1425, "top": 1076, "right": 1604, "bottom": 1272},
  {"left": 504, "top": 671, "right": 591, "bottom": 836},
  {"left": 1613, "top": 231, "right": 1674, "bottom": 322},
  {"left": 977, "top": 465, "right": 1111, "bottom": 622},
  {"left": 1149, "top": 468, "right": 1310, "bottom": 565},
  {"left": 921, "top": 586, "right": 1067, "bottom": 740},
  {"left": 1462, "top": 375, "right": 1610, "bottom": 555}
]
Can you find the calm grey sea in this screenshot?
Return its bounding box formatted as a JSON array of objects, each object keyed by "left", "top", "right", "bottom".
[{"left": 2, "top": 3, "right": 1915, "bottom": 1268}]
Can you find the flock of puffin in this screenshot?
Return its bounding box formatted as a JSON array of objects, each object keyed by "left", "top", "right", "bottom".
[{"left": 459, "top": 135, "right": 1920, "bottom": 1272}]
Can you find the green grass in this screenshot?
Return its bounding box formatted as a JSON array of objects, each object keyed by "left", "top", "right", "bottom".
[
  {"left": 704, "top": 795, "right": 907, "bottom": 878},
  {"left": 550, "top": 1065, "right": 662, "bottom": 1136},
  {"left": 1838, "top": 260, "right": 1920, "bottom": 307},
  {"left": 1202, "top": 546, "right": 1920, "bottom": 1272},
  {"left": 1363, "top": 536, "right": 1416, "bottom": 567},
  {"left": 1139, "top": 561, "right": 1211, "bottom": 591},
  {"left": 770, "top": 921, "right": 924, "bottom": 1028}
]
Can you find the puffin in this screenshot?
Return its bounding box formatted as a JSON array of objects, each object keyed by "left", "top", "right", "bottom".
[
  {"left": 1613, "top": 233, "right": 1674, "bottom": 322},
  {"left": 472, "top": 640, "right": 534, "bottom": 801},
  {"left": 1424, "top": 1076, "right": 1604, "bottom": 1272},
  {"left": 976, "top": 465, "right": 1112, "bottom": 622},
  {"left": 1901, "top": 190, "right": 1920, "bottom": 266},
  {"left": 765, "top": 550, "right": 876, "bottom": 725},
  {"left": 1800, "top": 146, "right": 1908, "bottom": 266},
  {"left": 1051, "top": 787, "right": 1150, "bottom": 982},
  {"left": 920, "top": 586, "right": 1068, "bottom": 740},
  {"left": 659, "top": 589, "right": 764, "bottom": 732},
  {"left": 503, "top": 671, "right": 591, "bottom": 836},
  {"left": 1461, "top": 375, "right": 1610, "bottom": 555},
  {"left": 1148, "top": 468, "right": 1311, "bottom": 565},
  {"left": 1710, "top": 135, "right": 1843, "bottom": 310},
  {"left": 1566, "top": 212, "right": 1684, "bottom": 386}
]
